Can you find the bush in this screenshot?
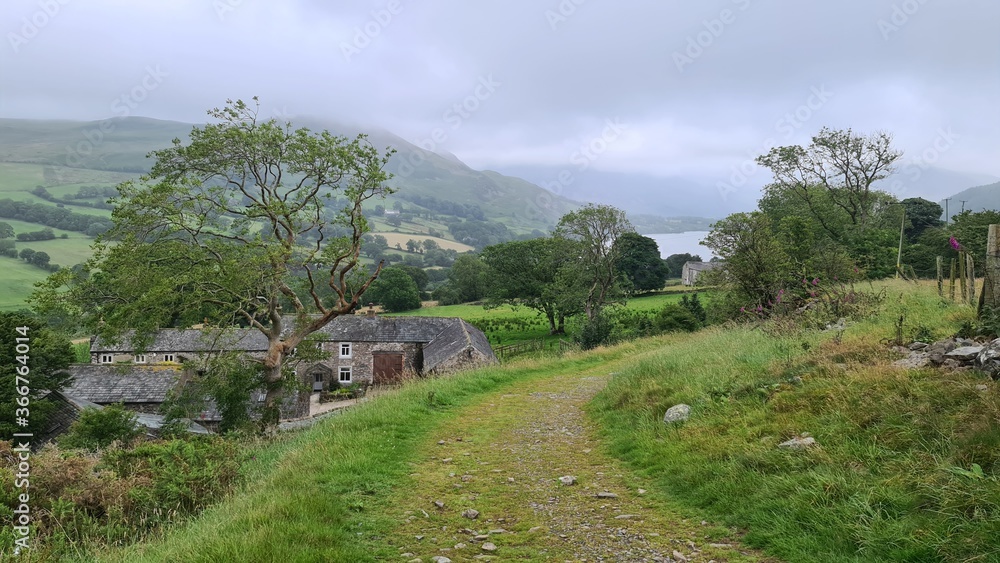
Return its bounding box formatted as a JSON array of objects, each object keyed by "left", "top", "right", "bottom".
[
  {"left": 576, "top": 312, "right": 613, "bottom": 350},
  {"left": 59, "top": 404, "right": 142, "bottom": 451},
  {"left": 655, "top": 303, "right": 700, "bottom": 333}
]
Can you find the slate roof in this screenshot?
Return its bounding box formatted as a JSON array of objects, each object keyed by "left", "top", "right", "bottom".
[
  {"left": 312, "top": 315, "right": 458, "bottom": 343},
  {"left": 91, "top": 329, "right": 268, "bottom": 354},
  {"left": 64, "top": 364, "right": 183, "bottom": 403},
  {"left": 423, "top": 319, "right": 497, "bottom": 372}
]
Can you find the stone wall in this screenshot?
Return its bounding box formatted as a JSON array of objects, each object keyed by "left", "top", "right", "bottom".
[{"left": 427, "top": 346, "right": 497, "bottom": 376}]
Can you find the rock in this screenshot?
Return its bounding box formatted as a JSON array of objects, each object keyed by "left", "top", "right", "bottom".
[
  {"left": 709, "top": 543, "right": 733, "bottom": 548},
  {"left": 481, "top": 542, "right": 497, "bottom": 552},
  {"left": 462, "top": 509, "right": 480, "bottom": 520},
  {"left": 454, "top": 543, "right": 466, "bottom": 549},
  {"left": 927, "top": 339, "right": 958, "bottom": 356},
  {"left": 596, "top": 492, "right": 619, "bottom": 498},
  {"left": 909, "top": 342, "right": 929, "bottom": 351},
  {"left": 441, "top": 458, "right": 453, "bottom": 463},
  {"left": 663, "top": 404, "right": 691, "bottom": 424},
  {"left": 957, "top": 337, "right": 976, "bottom": 346},
  {"left": 976, "top": 384, "right": 989, "bottom": 391},
  {"left": 893, "top": 353, "right": 930, "bottom": 369},
  {"left": 528, "top": 526, "right": 543, "bottom": 533},
  {"left": 946, "top": 346, "right": 984, "bottom": 362},
  {"left": 431, "top": 557, "right": 452, "bottom": 563},
  {"left": 778, "top": 436, "right": 817, "bottom": 450},
  {"left": 825, "top": 318, "right": 847, "bottom": 331},
  {"left": 507, "top": 477, "right": 514, "bottom": 483},
  {"left": 638, "top": 488, "right": 647, "bottom": 495},
  {"left": 408, "top": 559, "right": 422, "bottom": 563},
  {"left": 415, "top": 535, "right": 424, "bottom": 540},
  {"left": 438, "top": 440, "right": 445, "bottom": 445},
  {"left": 942, "top": 359, "right": 963, "bottom": 370},
  {"left": 673, "top": 550, "right": 689, "bottom": 562},
  {"left": 474, "top": 534, "right": 489, "bottom": 541},
  {"left": 489, "top": 529, "right": 506, "bottom": 534},
  {"left": 614, "top": 514, "right": 638, "bottom": 519},
  {"left": 401, "top": 554, "right": 414, "bottom": 558},
  {"left": 558, "top": 475, "right": 577, "bottom": 486},
  {"left": 434, "top": 500, "right": 444, "bottom": 509},
  {"left": 977, "top": 339, "right": 1000, "bottom": 379}
]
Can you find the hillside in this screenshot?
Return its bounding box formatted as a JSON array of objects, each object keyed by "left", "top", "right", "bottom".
[{"left": 943, "top": 180, "right": 1000, "bottom": 218}]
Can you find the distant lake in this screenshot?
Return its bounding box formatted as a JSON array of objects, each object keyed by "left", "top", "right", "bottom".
[{"left": 646, "top": 231, "right": 713, "bottom": 260}]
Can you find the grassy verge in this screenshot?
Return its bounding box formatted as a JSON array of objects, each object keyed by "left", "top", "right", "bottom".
[
  {"left": 590, "top": 281, "right": 999, "bottom": 561},
  {"left": 93, "top": 346, "right": 651, "bottom": 562}
]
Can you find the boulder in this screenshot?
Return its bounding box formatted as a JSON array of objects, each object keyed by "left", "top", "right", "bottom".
[
  {"left": 893, "top": 353, "right": 930, "bottom": 369},
  {"left": 663, "top": 404, "right": 691, "bottom": 424},
  {"left": 558, "top": 475, "right": 576, "bottom": 486},
  {"left": 977, "top": 338, "right": 1000, "bottom": 379},
  {"left": 945, "top": 346, "right": 984, "bottom": 362},
  {"left": 908, "top": 342, "right": 929, "bottom": 351},
  {"left": 778, "top": 436, "right": 817, "bottom": 450}
]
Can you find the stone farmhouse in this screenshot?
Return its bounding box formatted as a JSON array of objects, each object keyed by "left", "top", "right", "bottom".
[
  {"left": 681, "top": 261, "right": 724, "bottom": 286},
  {"left": 67, "top": 314, "right": 497, "bottom": 424}
]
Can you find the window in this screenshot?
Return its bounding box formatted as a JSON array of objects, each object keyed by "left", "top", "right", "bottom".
[
  {"left": 339, "top": 366, "right": 352, "bottom": 383},
  {"left": 100, "top": 354, "right": 113, "bottom": 364},
  {"left": 163, "top": 354, "right": 175, "bottom": 363},
  {"left": 340, "top": 342, "right": 352, "bottom": 358},
  {"left": 134, "top": 354, "right": 147, "bottom": 364}
]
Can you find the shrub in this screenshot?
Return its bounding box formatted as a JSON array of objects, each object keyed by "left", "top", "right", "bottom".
[
  {"left": 59, "top": 404, "right": 142, "bottom": 451},
  {"left": 576, "top": 312, "right": 613, "bottom": 350},
  {"left": 655, "top": 303, "right": 700, "bottom": 333}
]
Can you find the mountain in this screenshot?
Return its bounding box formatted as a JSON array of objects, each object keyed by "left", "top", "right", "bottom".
[
  {"left": 941, "top": 181, "right": 1000, "bottom": 218},
  {"left": 0, "top": 117, "right": 585, "bottom": 234}
]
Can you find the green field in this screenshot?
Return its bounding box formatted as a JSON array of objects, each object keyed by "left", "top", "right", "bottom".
[{"left": 0, "top": 258, "right": 50, "bottom": 310}]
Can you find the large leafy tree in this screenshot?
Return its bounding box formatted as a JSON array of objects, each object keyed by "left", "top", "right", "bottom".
[
  {"left": 365, "top": 267, "right": 422, "bottom": 312},
  {"left": 555, "top": 204, "right": 634, "bottom": 320},
  {"left": 702, "top": 212, "right": 791, "bottom": 311},
  {"left": 756, "top": 128, "right": 902, "bottom": 238},
  {"left": 0, "top": 312, "right": 73, "bottom": 439},
  {"left": 32, "top": 99, "right": 394, "bottom": 426},
  {"left": 480, "top": 237, "right": 581, "bottom": 334},
  {"left": 663, "top": 253, "right": 702, "bottom": 279},
  {"left": 613, "top": 232, "right": 669, "bottom": 293}
]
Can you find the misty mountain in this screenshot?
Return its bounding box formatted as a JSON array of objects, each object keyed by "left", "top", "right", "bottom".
[{"left": 942, "top": 181, "right": 1000, "bottom": 219}]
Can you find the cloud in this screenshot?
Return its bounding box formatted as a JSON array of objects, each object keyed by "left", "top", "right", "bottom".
[{"left": 1, "top": 0, "right": 997, "bottom": 212}]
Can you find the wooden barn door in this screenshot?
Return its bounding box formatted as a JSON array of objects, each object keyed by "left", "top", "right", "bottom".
[{"left": 372, "top": 353, "right": 404, "bottom": 385}]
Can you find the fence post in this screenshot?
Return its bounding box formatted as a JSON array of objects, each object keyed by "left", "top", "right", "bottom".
[
  {"left": 967, "top": 253, "right": 976, "bottom": 306},
  {"left": 981, "top": 225, "right": 1000, "bottom": 315},
  {"left": 959, "top": 252, "right": 968, "bottom": 302},
  {"left": 950, "top": 258, "right": 957, "bottom": 302},
  {"left": 937, "top": 256, "right": 943, "bottom": 297}
]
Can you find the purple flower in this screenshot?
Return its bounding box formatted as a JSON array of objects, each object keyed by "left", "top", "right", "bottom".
[
  {"left": 810, "top": 291, "right": 816, "bottom": 297},
  {"left": 756, "top": 305, "right": 763, "bottom": 312},
  {"left": 740, "top": 307, "right": 746, "bottom": 313},
  {"left": 812, "top": 278, "right": 819, "bottom": 286},
  {"left": 950, "top": 236, "right": 963, "bottom": 251}
]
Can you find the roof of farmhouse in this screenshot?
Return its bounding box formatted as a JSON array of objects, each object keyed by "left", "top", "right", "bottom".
[{"left": 90, "top": 316, "right": 483, "bottom": 353}]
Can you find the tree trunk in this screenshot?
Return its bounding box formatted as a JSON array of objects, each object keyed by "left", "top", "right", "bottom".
[{"left": 260, "top": 339, "right": 285, "bottom": 430}]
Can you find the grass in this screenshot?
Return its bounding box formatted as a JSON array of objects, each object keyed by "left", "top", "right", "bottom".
[
  {"left": 0, "top": 258, "right": 49, "bottom": 310},
  {"left": 590, "top": 280, "right": 999, "bottom": 562}
]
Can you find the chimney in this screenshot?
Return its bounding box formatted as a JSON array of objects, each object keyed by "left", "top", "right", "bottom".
[{"left": 366, "top": 303, "right": 377, "bottom": 318}]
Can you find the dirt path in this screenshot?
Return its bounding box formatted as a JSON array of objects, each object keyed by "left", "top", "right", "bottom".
[{"left": 379, "top": 364, "right": 779, "bottom": 562}]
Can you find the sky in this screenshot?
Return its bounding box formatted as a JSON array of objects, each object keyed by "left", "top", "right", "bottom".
[{"left": 2, "top": 0, "right": 999, "bottom": 216}]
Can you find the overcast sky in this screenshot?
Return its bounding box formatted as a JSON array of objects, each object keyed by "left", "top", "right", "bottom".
[{"left": 2, "top": 0, "right": 998, "bottom": 210}]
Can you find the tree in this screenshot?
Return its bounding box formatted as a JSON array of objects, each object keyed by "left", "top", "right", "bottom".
[
  {"left": 0, "top": 312, "right": 73, "bottom": 438},
  {"left": 405, "top": 239, "right": 421, "bottom": 253},
  {"left": 58, "top": 404, "right": 141, "bottom": 451},
  {"left": 31, "top": 99, "right": 394, "bottom": 427},
  {"left": 29, "top": 251, "right": 50, "bottom": 268},
  {"left": 448, "top": 254, "right": 489, "bottom": 303},
  {"left": 387, "top": 214, "right": 402, "bottom": 228},
  {"left": 664, "top": 253, "right": 702, "bottom": 279},
  {"left": 902, "top": 197, "right": 943, "bottom": 241},
  {"left": 702, "top": 212, "right": 791, "bottom": 311},
  {"left": 614, "top": 232, "right": 669, "bottom": 293},
  {"left": 481, "top": 237, "right": 581, "bottom": 334},
  {"left": 18, "top": 248, "right": 35, "bottom": 262},
  {"left": 361, "top": 233, "right": 388, "bottom": 258},
  {"left": 396, "top": 264, "right": 429, "bottom": 291},
  {"left": 422, "top": 239, "right": 439, "bottom": 252},
  {"left": 554, "top": 204, "right": 634, "bottom": 320},
  {"left": 756, "top": 128, "right": 902, "bottom": 237},
  {"left": 0, "top": 222, "right": 13, "bottom": 238},
  {"left": 365, "top": 267, "right": 422, "bottom": 312}
]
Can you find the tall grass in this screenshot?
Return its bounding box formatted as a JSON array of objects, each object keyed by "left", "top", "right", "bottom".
[{"left": 590, "top": 281, "right": 999, "bottom": 562}]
